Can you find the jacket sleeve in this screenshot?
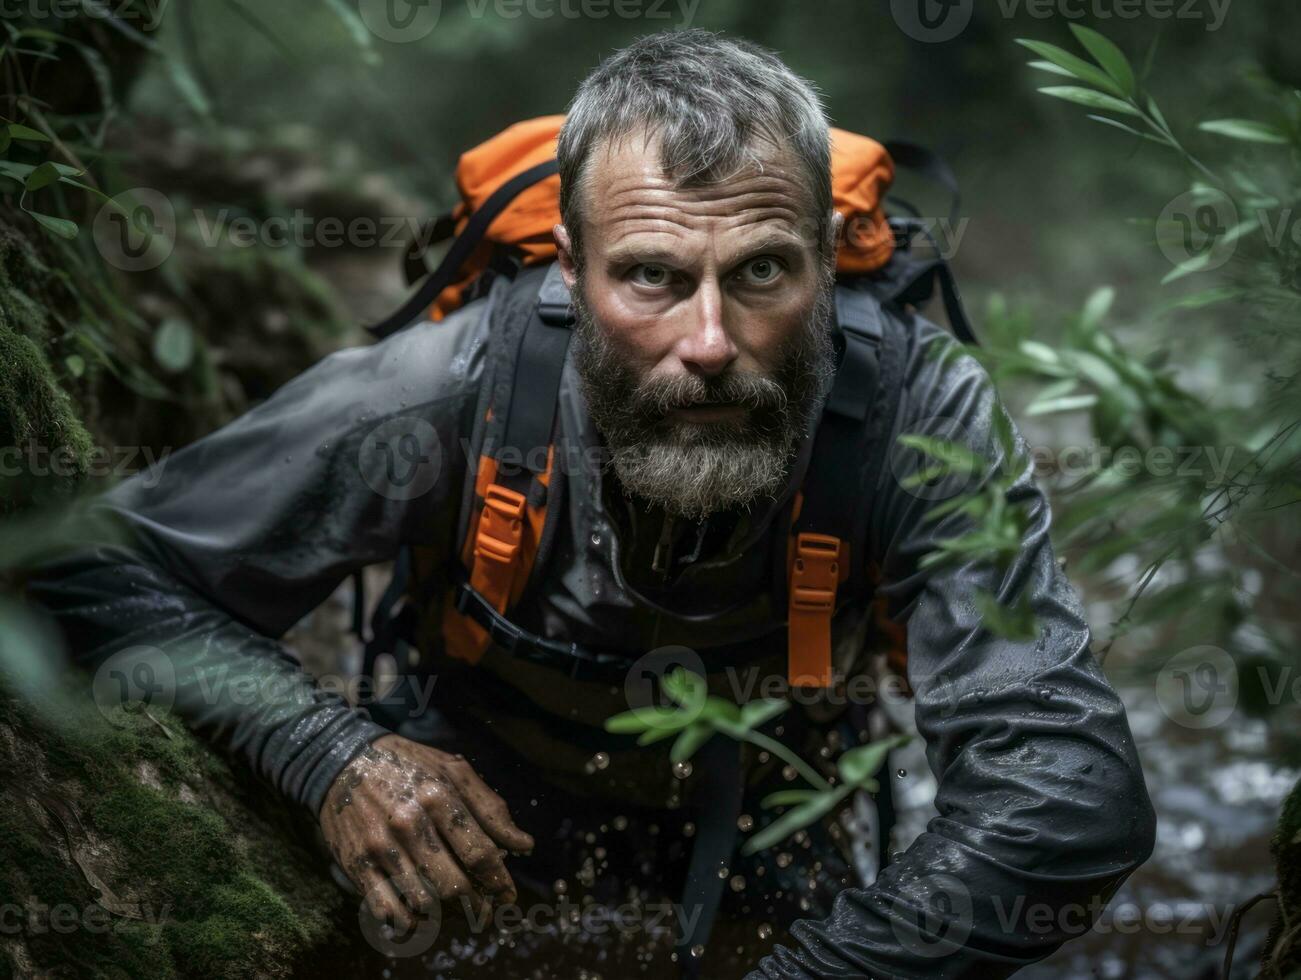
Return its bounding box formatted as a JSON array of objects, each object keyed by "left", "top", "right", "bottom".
[
  {"left": 750, "top": 316, "right": 1157, "bottom": 978},
  {"left": 24, "top": 298, "right": 491, "bottom": 817}
]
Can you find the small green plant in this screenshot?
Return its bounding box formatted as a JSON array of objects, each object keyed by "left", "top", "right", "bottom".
[{"left": 604, "top": 668, "right": 908, "bottom": 855}]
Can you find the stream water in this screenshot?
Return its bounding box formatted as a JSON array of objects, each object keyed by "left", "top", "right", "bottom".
[{"left": 315, "top": 673, "right": 1288, "bottom": 980}]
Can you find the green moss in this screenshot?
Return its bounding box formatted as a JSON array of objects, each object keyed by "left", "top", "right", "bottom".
[
  {"left": 0, "top": 682, "right": 349, "bottom": 979},
  {"left": 0, "top": 224, "right": 94, "bottom": 513},
  {"left": 1265, "top": 776, "right": 1301, "bottom": 975}
]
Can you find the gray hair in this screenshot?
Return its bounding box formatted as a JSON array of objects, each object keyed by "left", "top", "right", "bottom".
[{"left": 557, "top": 30, "right": 833, "bottom": 268}]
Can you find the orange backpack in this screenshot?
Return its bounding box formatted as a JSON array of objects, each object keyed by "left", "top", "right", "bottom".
[{"left": 362, "top": 117, "right": 973, "bottom": 693}]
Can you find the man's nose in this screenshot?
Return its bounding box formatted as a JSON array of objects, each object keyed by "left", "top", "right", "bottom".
[{"left": 674, "top": 278, "right": 738, "bottom": 377}]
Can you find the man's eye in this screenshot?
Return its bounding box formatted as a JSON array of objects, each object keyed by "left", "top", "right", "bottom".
[
  {"left": 632, "top": 264, "right": 671, "bottom": 287},
  {"left": 737, "top": 256, "right": 782, "bottom": 284}
]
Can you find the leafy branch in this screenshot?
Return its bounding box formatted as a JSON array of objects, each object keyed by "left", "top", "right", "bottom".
[{"left": 604, "top": 669, "right": 908, "bottom": 856}]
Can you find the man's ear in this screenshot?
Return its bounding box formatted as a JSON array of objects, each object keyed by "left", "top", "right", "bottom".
[
  {"left": 553, "top": 223, "right": 578, "bottom": 290},
  {"left": 827, "top": 210, "right": 844, "bottom": 259}
]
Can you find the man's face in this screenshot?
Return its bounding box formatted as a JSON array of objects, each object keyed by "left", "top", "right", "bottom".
[{"left": 556, "top": 131, "right": 836, "bottom": 520}]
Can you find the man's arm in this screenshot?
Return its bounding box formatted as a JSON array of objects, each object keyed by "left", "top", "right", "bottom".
[
  {"left": 752, "top": 316, "right": 1156, "bottom": 979},
  {"left": 25, "top": 293, "right": 532, "bottom": 923}
]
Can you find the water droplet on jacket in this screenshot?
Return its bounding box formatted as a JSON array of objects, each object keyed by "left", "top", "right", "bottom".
[
  {"left": 776, "top": 852, "right": 792, "bottom": 868},
  {"left": 613, "top": 815, "right": 628, "bottom": 831},
  {"left": 781, "top": 765, "right": 797, "bottom": 781},
  {"left": 682, "top": 821, "right": 696, "bottom": 838},
  {"left": 730, "top": 875, "right": 746, "bottom": 892},
  {"left": 591, "top": 751, "right": 610, "bottom": 771},
  {"left": 716, "top": 864, "right": 730, "bottom": 879},
  {"left": 672, "top": 760, "right": 692, "bottom": 779},
  {"left": 737, "top": 814, "right": 754, "bottom": 832},
  {"left": 553, "top": 878, "right": 567, "bottom": 895},
  {"left": 896, "top": 768, "right": 907, "bottom": 778},
  {"left": 757, "top": 924, "right": 773, "bottom": 940},
  {"left": 690, "top": 944, "right": 704, "bottom": 958},
  {"left": 590, "top": 531, "right": 602, "bottom": 547}
]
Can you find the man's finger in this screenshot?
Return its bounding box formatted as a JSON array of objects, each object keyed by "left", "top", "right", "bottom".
[
  {"left": 443, "top": 756, "right": 535, "bottom": 854},
  {"left": 417, "top": 778, "right": 517, "bottom": 902},
  {"left": 391, "top": 807, "right": 485, "bottom": 907},
  {"left": 359, "top": 868, "right": 413, "bottom": 934}
]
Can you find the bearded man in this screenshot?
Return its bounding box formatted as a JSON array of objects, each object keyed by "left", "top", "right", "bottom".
[{"left": 28, "top": 30, "right": 1154, "bottom": 979}]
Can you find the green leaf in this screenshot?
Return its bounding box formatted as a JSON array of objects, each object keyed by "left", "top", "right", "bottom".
[
  {"left": 1086, "top": 114, "right": 1161, "bottom": 143},
  {"left": 636, "top": 726, "right": 679, "bottom": 746},
  {"left": 1069, "top": 24, "right": 1135, "bottom": 95},
  {"left": 0, "top": 130, "right": 10, "bottom": 154},
  {"left": 7, "top": 122, "right": 49, "bottom": 142},
  {"left": 26, "top": 210, "right": 78, "bottom": 239},
  {"left": 760, "top": 789, "right": 819, "bottom": 809},
  {"left": 153, "top": 318, "right": 195, "bottom": 373},
  {"left": 1038, "top": 86, "right": 1140, "bottom": 117},
  {"left": 697, "top": 695, "right": 742, "bottom": 726},
  {"left": 897, "top": 435, "right": 986, "bottom": 476},
  {"left": 323, "top": 0, "right": 380, "bottom": 64},
  {"left": 661, "top": 667, "right": 707, "bottom": 711},
  {"left": 1147, "top": 96, "right": 1171, "bottom": 134},
  {"left": 1198, "top": 119, "right": 1288, "bottom": 145},
  {"left": 838, "top": 734, "right": 910, "bottom": 787},
  {"left": 1025, "top": 59, "right": 1076, "bottom": 80},
  {"left": 1025, "top": 394, "right": 1098, "bottom": 416},
  {"left": 742, "top": 790, "right": 846, "bottom": 856},
  {"left": 1081, "top": 286, "right": 1115, "bottom": 329},
  {"left": 605, "top": 709, "right": 652, "bottom": 734},
  {"left": 64, "top": 354, "right": 85, "bottom": 378},
  {"left": 24, "top": 161, "right": 60, "bottom": 192},
  {"left": 738, "top": 698, "right": 788, "bottom": 731},
  {"left": 1160, "top": 252, "right": 1213, "bottom": 285},
  {"left": 1018, "top": 339, "right": 1061, "bottom": 365},
  {"left": 670, "top": 722, "right": 714, "bottom": 763},
  {"left": 1016, "top": 39, "right": 1126, "bottom": 97},
  {"left": 164, "top": 55, "right": 211, "bottom": 117}
]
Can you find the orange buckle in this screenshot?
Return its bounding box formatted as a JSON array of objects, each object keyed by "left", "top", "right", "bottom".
[
  {"left": 792, "top": 533, "right": 840, "bottom": 602},
  {"left": 474, "top": 484, "right": 527, "bottom": 566}
]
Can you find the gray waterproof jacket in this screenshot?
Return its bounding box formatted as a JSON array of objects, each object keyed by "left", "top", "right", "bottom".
[{"left": 27, "top": 270, "right": 1156, "bottom": 979}]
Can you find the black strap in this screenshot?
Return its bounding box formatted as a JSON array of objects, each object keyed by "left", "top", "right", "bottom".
[
  {"left": 882, "top": 139, "right": 961, "bottom": 227},
  {"left": 677, "top": 735, "right": 744, "bottom": 973},
  {"left": 794, "top": 288, "right": 884, "bottom": 545},
  {"left": 362, "top": 547, "right": 415, "bottom": 678},
  {"left": 366, "top": 158, "right": 560, "bottom": 340},
  {"left": 500, "top": 265, "right": 574, "bottom": 480},
  {"left": 451, "top": 577, "right": 785, "bottom": 683},
  {"left": 403, "top": 212, "right": 457, "bottom": 286}
]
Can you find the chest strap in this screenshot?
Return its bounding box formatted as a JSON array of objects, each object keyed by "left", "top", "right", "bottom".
[
  {"left": 786, "top": 285, "right": 885, "bottom": 687},
  {"left": 445, "top": 270, "right": 888, "bottom": 689}
]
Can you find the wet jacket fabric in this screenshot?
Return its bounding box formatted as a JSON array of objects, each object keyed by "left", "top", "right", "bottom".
[{"left": 26, "top": 271, "right": 1156, "bottom": 978}]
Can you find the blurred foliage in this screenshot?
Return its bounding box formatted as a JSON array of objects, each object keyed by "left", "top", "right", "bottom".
[
  {"left": 1, "top": 0, "right": 1300, "bottom": 973},
  {"left": 908, "top": 23, "right": 1299, "bottom": 688}
]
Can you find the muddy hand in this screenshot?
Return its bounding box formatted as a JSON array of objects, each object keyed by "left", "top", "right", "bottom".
[{"left": 321, "top": 734, "right": 534, "bottom": 931}]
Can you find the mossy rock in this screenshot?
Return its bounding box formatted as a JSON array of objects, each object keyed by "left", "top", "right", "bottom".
[
  {"left": 1264, "top": 775, "right": 1301, "bottom": 977},
  {"left": 0, "top": 222, "right": 94, "bottom": 515},
  {"left": 0, "top": 679, "right": 351, "bottom": 979}
]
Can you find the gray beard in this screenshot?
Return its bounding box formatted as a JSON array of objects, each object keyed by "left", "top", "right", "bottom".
[{"left": 570, "top": 273, "right": 837, "bottom": 520}]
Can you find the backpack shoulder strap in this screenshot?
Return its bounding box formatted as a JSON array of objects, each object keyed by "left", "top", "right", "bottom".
[
  {"left": 784, "top": 285, "right": 883, "bottom": 686},
  {"left": 441, "top": 263, "right": 574, "bottom": 663},
  {"left": 785, "top": 283, "right": 913, "bottom": 688},
  {"left": 365, "top": 158, "right": 560, "bottom": 340}
]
